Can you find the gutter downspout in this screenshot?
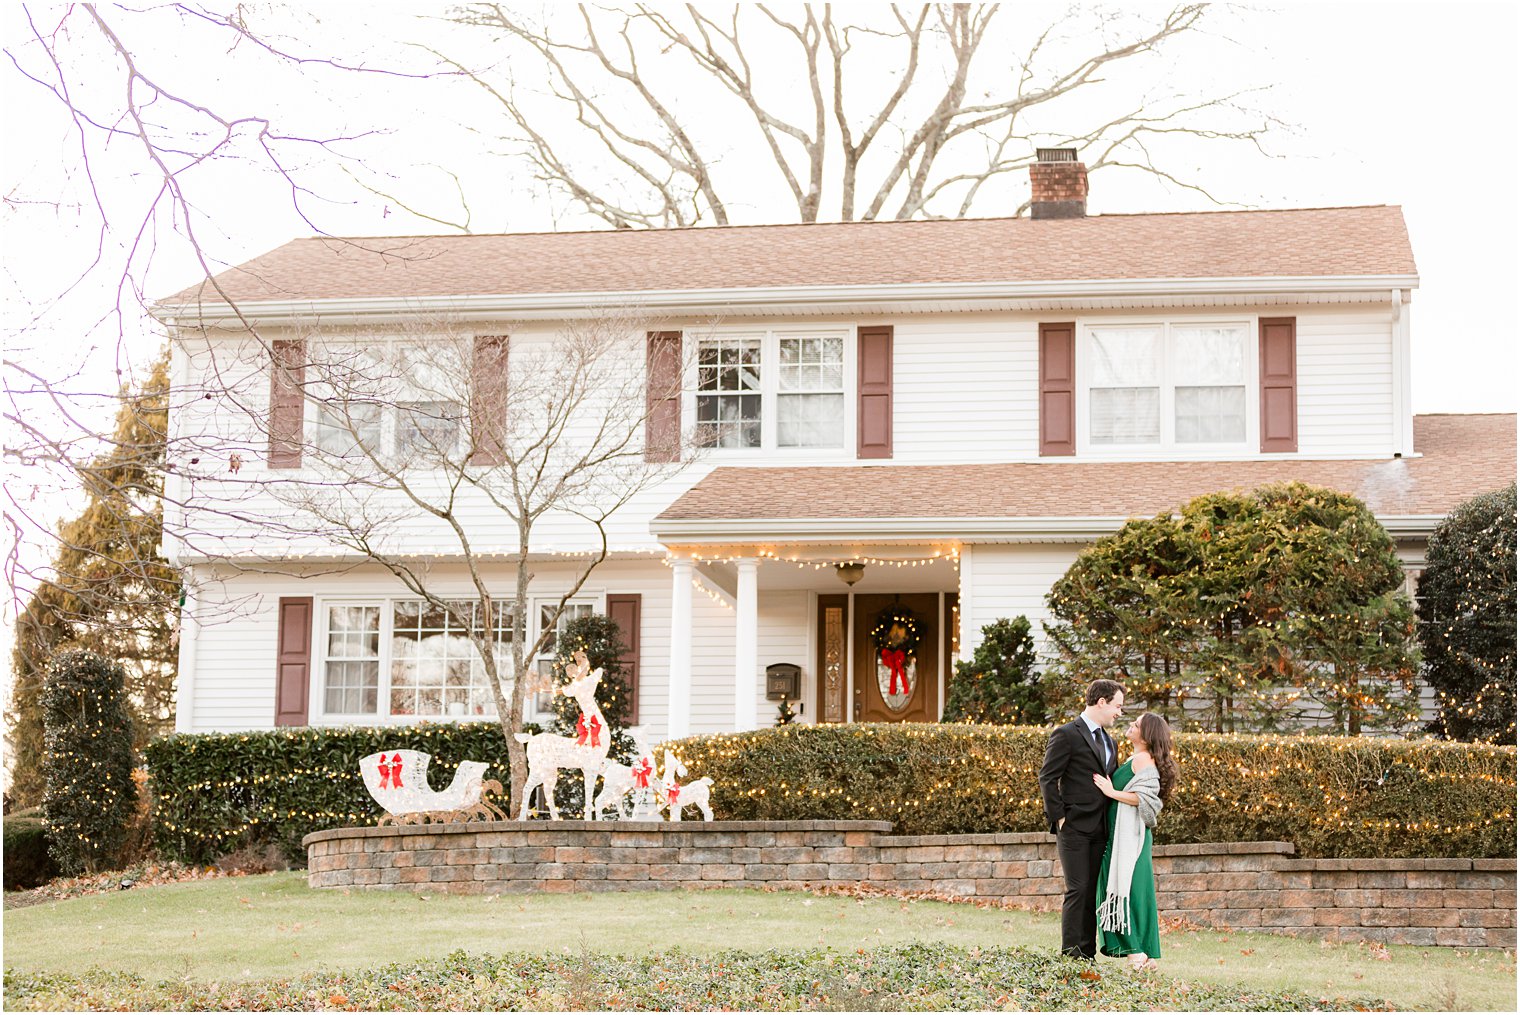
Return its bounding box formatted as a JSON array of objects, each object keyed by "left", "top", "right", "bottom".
[{"left": 1392, "top": 289, "right": 1415, "bottom": 456}]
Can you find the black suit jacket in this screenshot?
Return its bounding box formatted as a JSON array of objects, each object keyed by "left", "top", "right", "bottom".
[{"left": 1039, "top": 719, "right": 1118, "bottom": 835}]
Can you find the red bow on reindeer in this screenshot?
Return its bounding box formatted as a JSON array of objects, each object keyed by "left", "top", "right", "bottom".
[
  {"left": 377, "top": 752, "right": 404, "bottom": 789},
  {"left": 632, "top": 757, "right": 653, "bottom": 788},
  {"left": 665, "top": 778, "right": 681, "bottom": 805},
  {"left": 880, "top": 648, "right": 908, "bottom": 695},
  {"left": 576, "top": 714, "right": 603, "bottom": 747}
]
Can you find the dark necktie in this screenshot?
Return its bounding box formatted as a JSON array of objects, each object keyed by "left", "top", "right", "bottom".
[{"left": 1093, "top": 726, "right": 1108, "bottom": 770}]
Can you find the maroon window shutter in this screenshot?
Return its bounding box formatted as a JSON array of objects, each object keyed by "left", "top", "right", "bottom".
[
  {"left": 857, "top": 325, "right": 893, "bottom": 459},
  {"left": 1039, "top": 322, "right": 1076, "bottom": 457},
  {"left": 606, "top": 593, "right": 641, "bottom": 725},
  {"left": 275, "top": 597, "right": 314, "bottom": 727},
  {"left": 645, "top": 332, "right": 682, "bottom": 463},
  {"left": 1259, "top": 317, "right": 1298, "bottom": 453},
  {"left": 268, "top": 339, "right": 305, "bottom": 468},
  {"left": 469, "top": 336, "right": 510, "bottom": 466}
]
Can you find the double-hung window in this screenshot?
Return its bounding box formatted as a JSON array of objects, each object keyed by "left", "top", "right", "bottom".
[
  {"left": 531, "top": 599, "right": 595, "bottom": 716},
  {"left": 1083, "top": 320, "right": 1251, "bottom": 451},
  {"left": 693, "top": 329, "right": 849, "bottom": 452}
]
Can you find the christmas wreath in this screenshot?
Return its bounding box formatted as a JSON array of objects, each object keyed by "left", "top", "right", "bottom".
[{"left": 871, "top": 604, "right": 922, "bottom": 696}]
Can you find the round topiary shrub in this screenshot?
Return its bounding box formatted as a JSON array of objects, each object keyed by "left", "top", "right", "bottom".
[
  {"left": 41, "top": 649, "right": 137, "bottom": 874},
  {"left": 2, "top": 808, "right": 60, "bottom": 890}
]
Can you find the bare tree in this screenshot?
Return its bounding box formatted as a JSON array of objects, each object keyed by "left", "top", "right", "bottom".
[
  {"left": 162, "top": 308, "right": 692, "bottom": 808},
  {"left": 440, "top": 3, "right": 1280, "bottom": 228}
]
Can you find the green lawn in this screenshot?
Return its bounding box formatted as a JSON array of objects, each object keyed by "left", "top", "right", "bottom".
[{"left": 4, "top": 872, "right": 1514, "bottom": 1011}]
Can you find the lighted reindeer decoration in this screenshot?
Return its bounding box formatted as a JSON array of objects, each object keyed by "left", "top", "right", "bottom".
[
  {"left": 514, "top": 649, "right": 611, "bottom": 820},
  {"left": 592, "top": 736, "right": 658, "bottom": 819},
  {"left": 657, "top": 750, "right": 715, "bottom": 822}
]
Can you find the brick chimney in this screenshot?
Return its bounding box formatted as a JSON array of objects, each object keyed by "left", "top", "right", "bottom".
[{"left": 1029, "top": 148, "right": 1088, "bottom": 219}]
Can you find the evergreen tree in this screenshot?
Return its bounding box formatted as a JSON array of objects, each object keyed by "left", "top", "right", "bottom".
[
  {"left": 6, "top": 351, "right": 179, "bottom": 806},
  {"left": 41, "top": 649, "right": 137, "bottom": 874},
  {"left": 1046, "top": 482, "right": 1419, "bottom": 734},
  {"left": 942, "top": 616, "right": 1051, "bottom": 725},
  {"left": 1418, "top": 483, "right": 1517, "bottom": 744}
]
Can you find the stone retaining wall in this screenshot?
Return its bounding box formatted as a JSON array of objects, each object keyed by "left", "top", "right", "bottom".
[{"left": 303, "top": 820, "right": 1515, "bottom": 949}]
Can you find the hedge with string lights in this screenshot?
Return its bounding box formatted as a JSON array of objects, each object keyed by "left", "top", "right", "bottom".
[
  {"left": 666, "top": 723, "right": 1515, "bottom": 859},
  {"left": 144, "top": 721, "right": 516, "bottom": 864}
]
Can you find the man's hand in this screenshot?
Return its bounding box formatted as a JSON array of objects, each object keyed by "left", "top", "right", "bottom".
[{"left": 1057, "top": 817, "right": 1065, "bottom": 830}]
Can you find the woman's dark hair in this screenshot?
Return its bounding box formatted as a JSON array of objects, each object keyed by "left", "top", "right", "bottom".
[
  {"left": 1085, "top": 678, "right": 1126, "bottom": 707},
  {"left": 1137, "top": 712, "right": 1180, "bottom": 803}
]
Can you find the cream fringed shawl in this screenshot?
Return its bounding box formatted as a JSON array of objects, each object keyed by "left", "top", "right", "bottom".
[{"left": 1097, "top": 765, "right": 1163, "bottom": 935}]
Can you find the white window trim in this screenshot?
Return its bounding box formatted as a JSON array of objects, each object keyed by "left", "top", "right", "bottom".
[
  {"left": 1075, "top": 315, "right": 1260, "bottom": 459},
  {"left": 684, "top": 325, "right": 856, "bottom": 459},
  {"left": 526, "top": 594, "right": 603, "bottom": 723},
  {"left": 309, "top": 592, "right": 606, "bottom": 726}
]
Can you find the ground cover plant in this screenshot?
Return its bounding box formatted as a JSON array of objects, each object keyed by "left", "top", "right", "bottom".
[
  {"left": 2, "top": 944, "right": 1398, "bottom": 1011},
  {"left": 3, "top": 873, "right": 1514, "bottom": 1011}
]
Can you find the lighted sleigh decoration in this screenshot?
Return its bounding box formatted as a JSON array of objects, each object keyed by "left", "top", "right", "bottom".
[{"left": 359, "top": 749, "right": 507, "bottom": 825}]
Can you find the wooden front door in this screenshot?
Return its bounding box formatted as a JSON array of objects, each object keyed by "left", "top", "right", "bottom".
[{"left": 853, "top": 593, "right": 940, "bottom": 723}]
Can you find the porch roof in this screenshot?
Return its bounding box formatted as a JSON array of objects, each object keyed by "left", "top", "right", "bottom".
[{"left": 651, "top": 414, "right": 1514, "bottom": 541}]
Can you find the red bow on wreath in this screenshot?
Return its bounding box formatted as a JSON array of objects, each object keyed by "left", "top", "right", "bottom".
[
  {"left": 632, "top": 757, "right": 653, "bottom": 788},
  {"left": 377, "top": 752, "right": 404, "bottom": 789},
  {"left": 576, "top": 714, "right": 603, "bottom": 747},
  {"left": 880, "top": 648, "right": 908, "bottom": 695}
]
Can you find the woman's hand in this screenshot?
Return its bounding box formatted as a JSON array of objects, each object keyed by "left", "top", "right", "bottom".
[{"left": 1092, "top": 773, "right": 1114, "bottom": 798}]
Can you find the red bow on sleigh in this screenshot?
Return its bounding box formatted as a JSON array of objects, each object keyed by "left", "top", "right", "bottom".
[
  {"left": 377, "top": 752, "right": 404, "bottom": 789},
  {"left": 880, "top": 648, "right": 908, "bottom": 695},
  {"left": 576, "top": 714, "right": 603, "bottom": 747},
  {"left": 632, "top": 757, "right": 653, "bottom": 788}
]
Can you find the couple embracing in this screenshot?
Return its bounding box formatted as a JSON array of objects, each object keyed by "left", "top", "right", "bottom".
[{"left": 1039, "top": 679, "right": 1180, "bottom": 971}]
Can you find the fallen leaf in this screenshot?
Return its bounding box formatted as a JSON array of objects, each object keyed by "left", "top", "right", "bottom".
[
  {"left": 1240, "top": 948, "right": 1254, "bottom": 956},
  {"left": 329, "top": 993, "right": 348, "bottom": 1006},
  {"left": 1078, "top": 969, "right": 1101, "bottom": 982}
]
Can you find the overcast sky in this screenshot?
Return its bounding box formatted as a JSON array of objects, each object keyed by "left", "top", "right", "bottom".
[{"left": 2, "top": 2, "right": 1517, "bottom": 693}]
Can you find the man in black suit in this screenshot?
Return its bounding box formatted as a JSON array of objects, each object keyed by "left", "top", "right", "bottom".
[{"left": 1039, "top": 678, "right": 1126, "bottom": 959}]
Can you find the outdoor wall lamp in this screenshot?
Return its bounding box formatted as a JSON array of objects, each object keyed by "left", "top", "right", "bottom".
[{"left": 835, "top": 562, "right": 865, "bottom": 586}]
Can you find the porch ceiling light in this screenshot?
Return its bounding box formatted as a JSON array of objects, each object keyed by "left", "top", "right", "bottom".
[{"left": 836, "top": 562, "right": 865, "bottom": 586}]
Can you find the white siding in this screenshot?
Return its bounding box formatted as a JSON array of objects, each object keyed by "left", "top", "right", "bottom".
[
  {"left": 959, "top": 543, "right": 1084, "bottom": 660},
  {"left": 1295, "top": 306, "right": 1396, "bottom": 455}
]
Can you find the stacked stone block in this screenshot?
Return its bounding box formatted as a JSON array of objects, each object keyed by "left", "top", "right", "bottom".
[{"left": 305, "top": 821, "right": 1514, "bottom": 949}]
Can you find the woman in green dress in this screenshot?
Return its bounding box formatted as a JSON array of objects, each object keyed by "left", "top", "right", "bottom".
[{"left": 1092, "top": 712, "right": 1179, "bottom": 971}]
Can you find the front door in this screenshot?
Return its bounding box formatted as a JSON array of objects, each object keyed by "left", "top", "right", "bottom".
[{"left": 853, "top": 593, "right": 940, "bottom": 723}]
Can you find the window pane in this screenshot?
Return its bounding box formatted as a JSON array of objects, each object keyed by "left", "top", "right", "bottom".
[
  {"left": 1173, "top": 327, "right": 1246, "bottom": 385},
  {"left": 315, "top": 402, "right": 381, "bottom": 457},
  {"left": 397, "top": 400, "right": 462, "bottom": 456},
  {"left": 1176, "top": 385, "right": 1247, "bottom": 443},
  {"left": 1090, "top": 387, "right": 1160, "bottom": 444},
  {"left": 777, "top": 393, "right": 844, "bottom": 448},
  {"left": 1090, "top": 329, "right": 1160, "bottom": 386}
]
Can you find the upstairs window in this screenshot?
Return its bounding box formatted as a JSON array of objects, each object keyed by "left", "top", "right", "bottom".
[
  {"left": 693, "top": 329, "right": 850, "bottom": 452},
  {"left": 1082, "top": 321, "right": 1251, "bottom": 451}
]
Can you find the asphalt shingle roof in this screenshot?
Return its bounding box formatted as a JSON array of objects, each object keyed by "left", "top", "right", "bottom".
[
  {"left": 163, "top": 206, "right": 1417, "bottom": 306},
  {"left": 654, "top": 415, "right": 1514, "bottom": 525}
]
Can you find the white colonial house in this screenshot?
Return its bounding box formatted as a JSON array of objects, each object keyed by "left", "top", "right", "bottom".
[{"left": 157, "top": 151, "right": 1515, "bottom": 738}]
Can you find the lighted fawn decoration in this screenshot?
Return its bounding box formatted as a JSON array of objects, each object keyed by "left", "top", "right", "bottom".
[
  {"left": 360, "top": 750, "right": 506, "bottom": 825},
  {"left": 513, "top": 649, "right": 611, "bottom": 820},
  {"left": 657, "top": 750, "right": 714, "bottom": 822},
  {"left": 591, "top": 736, "right": 658, "bottom": 819}
]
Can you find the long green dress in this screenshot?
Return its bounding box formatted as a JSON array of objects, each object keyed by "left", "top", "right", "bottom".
[{"left": 1096, "top": 759, "right": 1162, "bottom": 959}]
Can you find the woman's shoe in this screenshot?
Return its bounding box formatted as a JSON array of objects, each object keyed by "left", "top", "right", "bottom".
[{"left": 1127, "top": 954, "right": 1149, "bottom": 971}]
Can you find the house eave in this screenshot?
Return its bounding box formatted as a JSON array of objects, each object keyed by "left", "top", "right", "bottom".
[
  {"left": 153, "top": 273, "right": 1421, "bottom": 326},
  {"left": 651, "top": 512, "right": 1447, "bottom": 544}
]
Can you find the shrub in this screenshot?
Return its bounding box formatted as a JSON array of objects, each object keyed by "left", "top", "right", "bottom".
[
  {"left": 41, "top": 649, "right": 137, "bottom": 874},
  {"left": 668, "top": 723, "right": 1515, "bottom": 858},
  {"left": 3, "top": 808, "right": 60, "bottom": 890},
  {"left": 942, "top": 616, "right": 1051, "bottom": 725},
  {"left": 1045, "top": 482, "right": 1419, "bottom": 735},
  {"left": 1418, "top": 483, "right": 1517, "bottom": 744},
  {"left": 144, "top": 721, "right": 513, "bottom": 863}
]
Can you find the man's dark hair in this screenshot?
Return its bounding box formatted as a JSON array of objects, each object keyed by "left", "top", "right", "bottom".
[{"left": 1085, "top": 678, "right": 1126, "bottom": 707}]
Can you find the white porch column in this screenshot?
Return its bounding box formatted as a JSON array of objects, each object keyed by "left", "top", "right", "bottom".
[
  {"left": 668, "top": 559, "right": 693, "bottom": 740},
  {"left": 734, "top": 557, "right": 759, "bottom": 731}
]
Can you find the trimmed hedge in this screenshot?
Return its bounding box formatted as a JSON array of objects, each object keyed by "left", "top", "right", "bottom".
[
  {"left": 3, "top": 808, "right": 60, "bottom": 890},
  {"left": 145, "top": 721, "right": 1515, "bottom": 864},
  {"left": 668, "top": 724, "right": 1517, "bottom": 859},
  {"left": 144, "top": 722, "right": 514, "bottom": 863}
]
